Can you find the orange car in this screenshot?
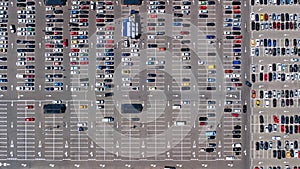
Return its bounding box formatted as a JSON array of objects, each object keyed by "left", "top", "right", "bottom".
[
  {"left": 251, "top": 90, "right": 256, "bottom": 98},
  {"left": 158, "top": 47, "right": 166, "bottom": 51}
]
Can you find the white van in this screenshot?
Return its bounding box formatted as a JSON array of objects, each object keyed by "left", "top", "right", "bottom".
[
  {"left": 175, "top": 121, "right": 186, "bottom": 126},
  {"left": 172, "top": 104, "right": 181, "bottom": 109},
  {"left": 226, "top": 156, "right": 234, "bottom": 160},
  {"left": 102, "top": 117, "right": 114, "bottom": 123}
]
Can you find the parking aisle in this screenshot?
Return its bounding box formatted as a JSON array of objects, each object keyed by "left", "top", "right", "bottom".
[{"left": 16, "top": 101, "right": 35, "bottom": 160}]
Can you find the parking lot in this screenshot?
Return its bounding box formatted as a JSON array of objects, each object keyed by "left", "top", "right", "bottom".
[
  {"left": 250, "top": 0, "right": 300, "bottom": 169},
  {"left": 0, "top": 0, "right": 255, "bottom": 168}
]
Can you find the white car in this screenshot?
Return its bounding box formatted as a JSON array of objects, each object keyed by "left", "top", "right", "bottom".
[
  {"left": 291, "top": 58, "right": 299, "bottom": 62},
  {"left": 16, "top": 61, "right": 26, "bottom": 66},
  {"left": 77, "top": 122, "right": 88, "bottom": 127},
  {"left": 232, "top": 143, "right": 242, "bottom": 148},
  {"left": 46, "top": 7, "right": 54, "bottom": 11},
  {"left": 148, "top": 35, "right": 155, "bottom": 39},
  {"left": 250, "top": 12, "right": 255, "bottom": 21},
  {"left": 16, "top": 86, "right": 25, "bottom": 91},
  {"left": 149, "top": 87, "right": 156, "bottom": 91}
]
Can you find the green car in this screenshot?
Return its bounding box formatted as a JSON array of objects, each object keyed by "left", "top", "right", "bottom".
[
  {"left": 200, "top": 1, "right": 207, "bottom": 5},
  {"left": 80, "top": 53, "right": 88, "bottom": 56},
  {"left": 27, "top": 28, "right": 35, "bottom": 31}
]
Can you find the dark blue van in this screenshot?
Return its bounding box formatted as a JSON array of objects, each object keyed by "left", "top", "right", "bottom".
[
  {"left": 206, "top": 35, "right": 215, "bottom": 39},
  {"left": 233, "top": 49, "right": 241, "bottom": 52},
  {"left": 232, "top": 60, "right": 241, "bottom": 64}
]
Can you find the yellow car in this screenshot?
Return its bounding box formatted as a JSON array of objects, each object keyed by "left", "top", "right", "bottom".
[
  {"left": 250, "top": 39, "right": 255, "bottom": 47},
  {"left": 286, "top": 151, "right": 290, "bottom": 158},
  {"left": 122, "top": 70, "right": 130, "bottom": 74},
  {"left": 149, "top": 87, "right": 156, "bottom": 91},
  {"left": 79, "top": 105, "right": 87, "bottom": 109},
  {"left": 71, "top": 40, "right": 78, "bottom": 44},
  {"left": 259, "top": 13, "right": 264, "bottom": 21},
  {"left": 182, "top": 82, "right": 190, "bottom": 86},
  {"left": 256, "top": 100, "right": 260, "bottom": 107}
]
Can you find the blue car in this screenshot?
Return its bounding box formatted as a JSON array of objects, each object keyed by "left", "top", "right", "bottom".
[
  {"left": 281, "top": 115, "right": 285, "bottom": 124},
  {"left": 54, "top": 82, "right": 63, "bottom": 86},
  {"left": 206, "top": 35, "right": 215, "bottom": 39},
  {"left": 172, "top": 22, "right": 181, "bottom": 26},
  {"left": 45, "top": 87, "right": 54, "bottom": 91},
  {"left": 104, "top": 53, "right": 114, "bottom": 56},
  {"left": 272, "top": 13, "right": 276, "bottom": 20},
  {"left": 122, "top": 53, "right": 130, "bottom": 56},
  {"left": 0, "top": 79, "right": 7, "bottom": 83},
  {"left": 255, "top": 14, "right": 259, "bottom": 21},
  {"left": 78, "top": 35, "right": 88, "bottom": 39},
  {"left": 232, "top": 27, "right": 241, "bottom": 30},
  {"left": 268, "top": 39, "right": 271, "bottom": 47},
  {"left": 232, "top": 60, "right": 241, "bottom": 64},
  {"left": 232, "top": 66, "right": 240, "bottom": 69},
  {"left": 96, "top": 66, "right": 106, "bottom": 70},
  {"left": 273, "top": 40, "right": 277, "bottom": 47},
  {"left": 273, "top": 72, "right": 276, "bottom": 80},
  {"left": 233, "top": 49, "right": 241, "bottom": 53},
  {"left": 70, "top": 10, "right": 78, "bottom": 14},
  {"left": 105, "top": 62, "right": 114, "bottom": 65}
]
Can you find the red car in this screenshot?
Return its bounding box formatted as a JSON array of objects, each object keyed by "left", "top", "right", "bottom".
[
  {"left": 25, "top": 118, "right": 35, "bottom": 122},
  {"left": 26, "top": 57, "right": 34, "bottom": 61},
  {"left": 54, "top": 32, "right": 62, "bottom": 35},
  {"left": 70, "top": 31, "right": 78, "bottom": 35},
  {"left": 180, "top": 31, "right": 189, "bottom": 35},
  {"left": 149, "top": 14, "right": 157, "bottom": 18},
  {"left": 96, "top": 19, "right": 104, "bottom": 22},
  {"left": 234, "top": 35, "right": 242, "bottom": 39},
  {"left": 298, "top": 125, "right": 300, "bottom": 133},
  {"left": 273, "top": 22, "right": 276, "bottom": 29},
  {"left": 199, "top": 6, "right": 207, "bottom": 10},
  {"left": 80, "top": 5, "right": 89, "bottom": 9},
  {"left": 298, "top": 150, "right": 300, "bottom": 158},
  {"left": 231, "top": 113, "right": 239, "bottom": 117},
  {"left": 70, "top": 62, "right": 79, "bottom": 65},
  {"left": 105, "top": 44, "right": 113, "bottom": 48},
  {"left": 290, "top": 22, "right": 293, "bottom": 29},
  {"left": 234, "top": 40, "right": 241, "bottom": 43},
  {"left": 63, "top": 38, "right": 68, "bottom": 47},
  {"left": 224, "top": 69, "right": 233, "bottom": 73},
  {"left": 45, "top": 44, "right": 54, "bottom": 48},
  {"left": 273, "top": 115, "right": 279, "bottom": 123},
  {"left": 281, "top": 125, "right": 284, "bottom": 133},
  {"left": 106, "top": 1, "right": 112, "bottom": 5},
  {"left": 233, "top": 5, "right": 240, "bottom": 9},
  {"left": 25, "top": 105, "right": 34, "bottom": 109},
  {"left": 79, "top": 18, "right": 87, "bottom": 22},
  {"left": 106, "top": 26, "right": 114, "bottom": 30},
  {"left": 25, "top": 75, "right": 34, "bottom": 78},
  {"left": 200, "top": 122, "right": 208, "bottom": 126},
  {"left": 53, "top": 62, "right": 61, "bottom": 65},
  {"left": 148, "top": 26, "right": 155, "bottom": 30},
  {"left": 233, "top": 10, "right": 240, "bottom": 14},
  {"left": 264, "top": 73, "right": 268, "bottom": 81},
  {"left": 80, "top": 61, "right": 88, "bottom": 65},
  {"left": 106, "top": 39, "right": 113, "bottom": 44},
  {"left": 264, "top": 13, "right": 268, "bottom": 21},
  {"left": 277, "top": 22, "right": 280, "bottom": 30},
  {"left": 71, "top": 48, "right": 79, "bottom": 52},
  {"left": 234, "top": 83, "right": 242, "bottom": 87}
]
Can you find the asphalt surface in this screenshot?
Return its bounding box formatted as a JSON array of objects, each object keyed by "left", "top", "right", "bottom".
[{"left": 0, "top": 0, "right": 256, "bottom": 168}]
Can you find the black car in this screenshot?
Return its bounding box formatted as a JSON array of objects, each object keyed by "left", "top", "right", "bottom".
[
  {"left": 199, "top": 14, "right": 208, "bottom": 18},
  {"left": 224, "top": 108, "right": 232, "bottom": 112},
  {"left": 27, "top": 1, "right": 35, "bottom": 5},
  {"left": 232, "top": 135, "right": 241, "bottom": 138},
  {"left": 207, "top": 22, "right": 215, "bottom": 26},
  {"left": 17, "top": 3, "right": 26, "bottom": 7},
  {"left": 256, "top": 142, "right": 259, "bottom": 150},
  {"left": 174, "top": 13, "right": 183, "bottom": 17},
  {"left": 234, "top": 125, "right": 241, "bottom": 130},
  {"left": 260, "top": 125, "right": 264, "bottom": 133},
  {"left": 243, "top": 105, "right": 247, "bottom": 113},
  {"left": 259, "top": 115, "right": 264, "bottom": 123},
  {"left": 54, "top": 10, "right": 63, "bottom": 14},
  {"left": 273, "top": 99, "right": 277, "bottom": 107},
  {"left": 173, "top": 6, "right": 181, "bottom": 10},
  {"left": 251, "top": 21, "right": 255, "bottom": 30},
  {"left": 273, "top": 150, "right": 277, "bottom": 158},
  {"left": 256, "top": 22, "right": 260, "bottom": 31}
]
